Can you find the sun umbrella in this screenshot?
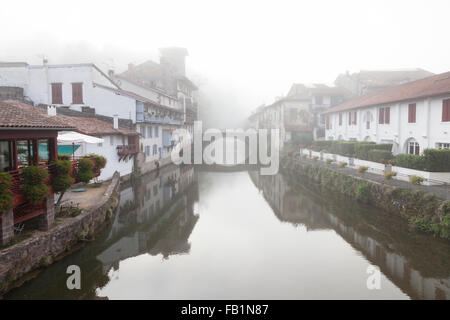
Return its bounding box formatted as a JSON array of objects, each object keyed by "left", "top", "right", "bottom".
[{"left": 57, "top": 131, "right": 104, "bottom": 144}]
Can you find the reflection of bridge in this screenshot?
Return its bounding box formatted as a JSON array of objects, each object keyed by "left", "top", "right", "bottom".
[{"left": 249, "top": 171, "right": 450, "bottom": 300}]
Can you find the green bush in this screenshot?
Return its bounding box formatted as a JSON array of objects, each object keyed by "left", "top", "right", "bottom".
[
  {"left": 358, "top": 166, "right": 369, "bottom": 174},
  {"left": 326, "top": 158, "right": 333, "bottom": 164},
  {"left": 330, "top": 141, "right": 357, "bottom": 157},
  {"left": 355, "top": 142, "right": 391, "bottom": 160},
  {"left": 367, "top": 149, "right": 394, "bottom": 163},
  {"left": 0, "top": 172, "right": 13, "bottom": 215},
  {"left": 23, "top": 165, "right": 48, "bottom": 185},
  {"left": 52, "top": 160, "right": 74, "bottom": 193},
  {"left": 22, "top": 166, "right": 49, "bottom": 204},
  {"left": 77, "top": 158, "right": 95, "bottom": 183},
  {"left": 338, "top": 162, "right": 347, "bottom": 168},
  {"left": 84, "top": 154, "right": 107, "bottom": 176},
  {"left": 312, "top": 140, "right": 333, "bottom": 151},
  {"left": 57, "top": 154, "right": 72, "bottom": 161},
  {"left": 292, "top": 132, "right": 313, "bottom": 146},
  {"left": 410, "top": 175, "right": 425, "bottom": 185},
  {"left": 394, "top": 153, "right": 425, "bottom": 170},
  {"left": 422, "top": 149, "right": 450, "bottom": 172},
  {"left": 384, "top": 171, "right": 397, "bottom": 180}
]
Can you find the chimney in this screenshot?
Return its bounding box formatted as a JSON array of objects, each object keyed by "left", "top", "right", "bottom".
[
  {"left": 47, "top": 105, "right": 56, "bottom": 116},
  {"left": 113, "top": 114, "right": 119, "bottom": 130}
]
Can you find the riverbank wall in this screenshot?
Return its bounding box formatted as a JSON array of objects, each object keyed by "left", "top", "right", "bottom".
[
  {"left": 0, "top": 172, "right": 121, "bottom": 296},
  {"left": 281, "top": 154, "right": 450, "bottom": 240}
]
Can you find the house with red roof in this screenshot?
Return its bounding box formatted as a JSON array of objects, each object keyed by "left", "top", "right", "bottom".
[
  {"left": 0, "top": 101, "right": 74, "bottom": 245},
  {"left": 323, "top": 71, "right": 450, "bottom": 155}
]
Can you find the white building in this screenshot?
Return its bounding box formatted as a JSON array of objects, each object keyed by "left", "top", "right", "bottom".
[
  {"left": 248, "top": 84, "right": 351, "bottom": 148},
  {"left": 323, "top": 71, "right": 450, "bottom": 155},
  {"left": 0, "top": 61, "right": 188, "bottom": 173}
]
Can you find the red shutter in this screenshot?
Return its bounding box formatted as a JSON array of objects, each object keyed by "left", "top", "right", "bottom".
[
  {"left": 51, "top": 83, "right": 62, "bottom": 104},
  {"left": 443, "top": 99, "right": 450, "bottom": 122},
  {"left": 385, "top": 107, "right": 390, "bottom": 124},
  {"left": 326, "top": 115, "right": 330, "bottom": 129},
  {"left": 408, "top": 104, "right": 416, "bottom": 123},
  {"left": 72, "top": 83, "right": 83, "bottom": 104},
  {"left": 379, "top": 108, "right": 384, "bottom": 124}
]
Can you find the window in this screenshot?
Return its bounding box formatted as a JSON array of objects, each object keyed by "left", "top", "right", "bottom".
[
  {"left": 379, "top": 107, "right": 390, "bottom": 124},
  {"left": 436, "top": 143, "right": 450, "bottom": 149},
  {"left": 153, "top": 144, "right": 158, "bottom": 155},
  {"left": 339, "top": 113, "right": 342, "bottom": 126},
  {"left": 51, "top": 83, "right": 63, "bottom": 104},
  {"left": 0, "top": 140, "right": 13, "bottom": 172},
  {"left": 379, "top": 108, "right": 384, "bottom": 124},
  {"left": 325, "top": 115, "right": 330, "bottom": 130},
  {"left": 443, "top": 99, "right": 450, "bottom": 122},
  {"left": 72, "top": 83, "right": 83, "bottom": 104},
  {"left": 385, "top": 107, "right": 390, "bottom": 124},
  {"left": 153, "top": 185, "right": 158, "bottom": 196},
  {"left": 155, "top": 126, "right": 159, "bottom": 137},
  {"left": 348, "top": 112, "right": 352, "bottom": 125},
  {"left": 145, "top": 145, "right": 150, "bottom": 156},
  {"left": 408, "top": 103, "right": 416, "bottom": 123},
  {"left": 352, "top": 111, "right": 357, "bottom": 125},
  {"left": 140, "top": 126, "right": 146, "bottom": 138},
  {"left": 408, "top": 141, "right": 420, "bottom": 155},
  {"left": 148, "top": 126, "right": 153, "bottom": 138},
  {"left": 38, "top": 139, "right": 50, "bottom": 165},
  {"left": 17, "top": 139, "right": 33, "bottom": 168},
  {"left": 110, "top": 136, "right": 114, "bottom": 146}
]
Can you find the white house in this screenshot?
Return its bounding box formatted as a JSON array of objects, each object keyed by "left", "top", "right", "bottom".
[
  {"left": 323, "top": 71, "right": 450, "bottom": 155},
  {"left": 57, "top": 113, "right": 139, "bottom": 181}
]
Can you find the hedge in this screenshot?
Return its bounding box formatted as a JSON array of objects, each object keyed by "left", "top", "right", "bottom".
[
  {"left": 394, "top": 154, "right": 426, "bottom": 170},
  {"left": 330, "top": 141, "right": 357, "bottom": 157},
  {"left": 355, "top": 143, "right": 392, "bottom": 160},
  {"left": 367, "top": 149, "right": 394, "bottom": 164},
  {"left": 0, "top": 172, "right": 13, "bottom": 215},
  {"left": 393, "top": 149, "right": 450, "bottom": 172},
  {"left": 422, "top": 149, "right": 450, "bottom": 172}
]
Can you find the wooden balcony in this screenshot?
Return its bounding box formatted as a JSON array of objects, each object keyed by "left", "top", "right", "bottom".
[{"left": 117, "top": 144, "right": 138, "bottom": 161}]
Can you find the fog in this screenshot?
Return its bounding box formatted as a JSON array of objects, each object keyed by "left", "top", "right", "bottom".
[{"left": 1, "top": 0, "right": 450, "bottom": 128}]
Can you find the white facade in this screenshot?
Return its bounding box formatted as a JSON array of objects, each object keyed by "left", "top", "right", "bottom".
[
  {"left": 324, "top": 94, "right": 450, "bottom": 154},
  {"left": 63, "top": 134, "right": 133, "bottom": 181},
  {"left": 0, "top": 63, "right": 138, "bottom": 123}
]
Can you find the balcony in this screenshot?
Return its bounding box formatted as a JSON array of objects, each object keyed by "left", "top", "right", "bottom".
[
  {"left": 136, "top": 112, "right": 184, "bottom": 126},
  {"left": 117, "top": 144, "right": 138, "bottom": 161}
]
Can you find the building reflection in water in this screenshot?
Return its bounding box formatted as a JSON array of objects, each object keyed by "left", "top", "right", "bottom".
[
  {"left": 97, "top": 164, "right": 199, "bottom": 272},
  {"left": 248, "top": 171, "right": 450, "bottom": 300},
  {"left": 4, "top": 164, "right": 199, "bottom": 300}
]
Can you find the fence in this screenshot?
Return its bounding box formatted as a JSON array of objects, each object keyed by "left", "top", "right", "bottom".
[{"left": 300, "top": 148, "right": 450, "bottom": 186}]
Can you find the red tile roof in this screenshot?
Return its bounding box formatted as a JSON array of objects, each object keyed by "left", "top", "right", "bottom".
[
  {"left": 58, "top": 116, "right": 139, "bottom": 137},
  {"left": 324, "top": 71, "right": 450, "bottom": 114},
  {"left": 0, "top": 101, "right": 74, "bottom": 129}
]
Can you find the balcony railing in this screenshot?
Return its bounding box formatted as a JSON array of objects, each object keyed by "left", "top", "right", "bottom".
[{"left": 117, "top": 144, "right": 138, "bottom": 161}]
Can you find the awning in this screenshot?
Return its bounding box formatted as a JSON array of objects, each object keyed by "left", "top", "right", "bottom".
[{"left": 57, "top": 131, "right": 104, "bottom": 144}]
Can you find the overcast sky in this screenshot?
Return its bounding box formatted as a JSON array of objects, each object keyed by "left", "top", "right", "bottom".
[{"left": 1, "top": 0, "right": 449, "bottom": 127}]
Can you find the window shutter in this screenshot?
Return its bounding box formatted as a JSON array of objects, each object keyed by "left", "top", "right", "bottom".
[
  {"left": 443, "top": 99, "right": 450, "bottom": 122},
  {"left": 339, "top": 113, "right": 342, "bottom": 126},
  {"left": 51, "top": 83, "right": 62, "bottom": 104},
  {"left": 354, "top": 112, "right": 357, "bottom": 125},
  {"left": 72, "top": 83, "right": 83, "bottom": 104},
  {"left": 385, "top": 107, "right": 390, "bottom": 124},
  {"left": 379, "top": 108, "right": 384, "bottom": 124},
  {"left": 348, "top": 112, "right": 351, "bottom": 125},
  {"left": 408, "top": 104, "right": 416, "bottom": 123}
]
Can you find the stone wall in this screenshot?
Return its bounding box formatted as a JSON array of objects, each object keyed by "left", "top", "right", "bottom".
[{"left": 0, "top": 172, "right": 121, "bottom": 296}]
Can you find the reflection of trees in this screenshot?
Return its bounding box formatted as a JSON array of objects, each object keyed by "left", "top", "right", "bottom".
[{"left": 250, "top": 171, "right": 450, "bottom": 300}]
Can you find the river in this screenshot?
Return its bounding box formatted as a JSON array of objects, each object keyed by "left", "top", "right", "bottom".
[{"left": 5, "top": 164, "right": 450, "bottom": 299}]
